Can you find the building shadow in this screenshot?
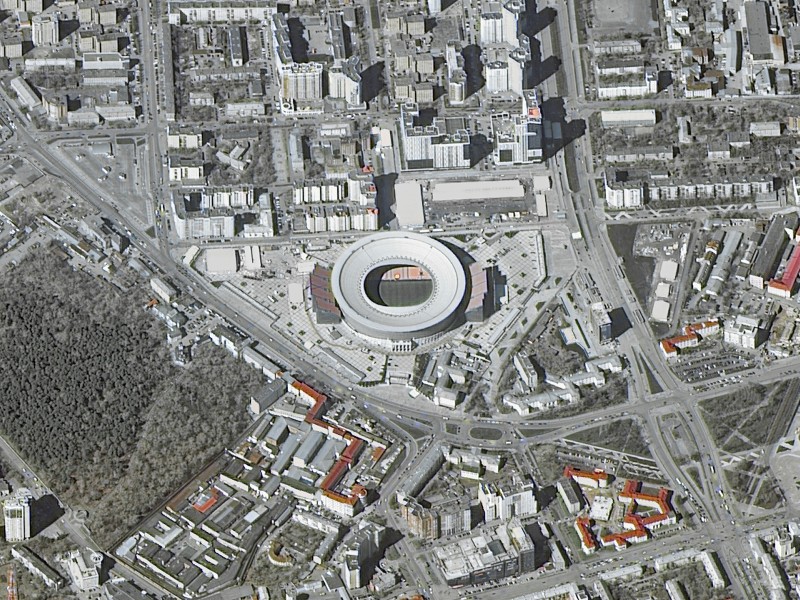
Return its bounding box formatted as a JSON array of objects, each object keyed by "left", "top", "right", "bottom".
[
  {"left": 609, "top": 307, "right": 632, "bottom": 338},
  {"left": 341, "top": 22, "right": 354, "bottom": 58},
  {"left": 657, "top": 70, "right": 673, "bottom": 92},
  {"left": 373, "top": 173, "right": 398, "bottom": 227},
  {"left": 416, "top": 107, "right": 437, "bottom": 126},
  {"left": 58, "top": 19, "right": 79, "bottom": 39},
  {"left": 461, "top": 44, "right": 485, "bottom": 97},
  {"left": 524, "top": 522, "right": 554, "bottom": 568},
  {"left": 98, "top": 554, "right": 114, "bottom": 585},
  {"left": 540, "top": 97, "right": 586, "bottom": 159},
  {"left": 360, "top": 62, "right": 385, "bottom": 104},
  {"left": 520, "top": 0, "right": 556, "bottom": 38},
  {"left": 287, "top": 17, "right": 309, "bottom": 62},
  {"left": 29, "top": 494, "right": 64, "bottom": 537},
  {"left": 527, "top": 54, "right": 562, "bottom": 89},
  {"left": 469, "top": 132, "right": 493, "bottom": 167},
  {"left": 536, "top": 484, "right": 557, "bottom": 511}
]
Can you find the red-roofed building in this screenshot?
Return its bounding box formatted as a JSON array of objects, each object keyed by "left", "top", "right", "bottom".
[
  {"left": 564, "top": 466, "right": 610, "bottom": 489},
  {"left": 618, "top": 480, "right": 674, "bottom": 519},
  {"left": 320, "top": 460, "right": 348, "bottom": 491},
  {"left": 767, "top": 280, "right": 791, "bottom": 298},
  {"left": 341, "top": 439, "right": 364, "bottom": 464},
  {"left": 684, "top": 320, "right": 720, "bottom": 337},
  {"left": 574, "top": 516, "right": 597, "bottom": 554},
  {"left": 660, "top": 339, "right": 678, "bottom": 358},
  {"left": 305, "top": 398, "right": 327, "bottom": 423},
  {"left": 600, "top": 514, "right": 649, "bottom": 550},
  {"left": 768, "top": 243, "right": 800, "bottom": 298},
  {"left": 192, "top": 488, "right": 219, "bottom": 514},
  {"left": 291, "top": 381, "right": 327, "bottom": 406},
  {"left": 659, "top": 333, "right": 699, "bottom": 358},
  {"left": 661, "top": 320, "right": 720, "bottom": 358},
  {"left": 283, "top": 377, "right": 373, "bottom": 518},
  {"left": 600, "top": 480, "right": 676, "bottom": 550}
]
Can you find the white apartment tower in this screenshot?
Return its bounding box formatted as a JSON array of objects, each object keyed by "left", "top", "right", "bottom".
[
  {"left": 4, "top": 489, "right": 32, "bottom": 542},
  {"left": 272, "top": 13, "right": 323, "bottom": 112},
  {"left": 328, "top": 58, "right": 362, "bottom": 107},
  {"left": 280, "top": 63, "right": 323, "bottom": 102},
  {"left": 479, "top": 479, "right": 538, "bottom": 521},
  {"left": 480, "top": 6, "right": 504, "bottom": 45},
  {"left": 502, "top": 0, "right": 523, "bottom": 45},
  {"left": 480, "top": 0, "right": 522, "bottom": 46},
  {"left": 484, "top": 49, "right": 525, "bottom": 95},
  {"left": 32, "top": 13, "right": 59, "bottom": 46}
]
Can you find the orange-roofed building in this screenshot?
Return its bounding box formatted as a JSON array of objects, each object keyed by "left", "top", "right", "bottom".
[
  {"left": 563, "top": 466, "right": 609, "bottom": 488},
  {"left": 617, "top": 480, "right": 674, "bottom": 519},
  {"left": 192, "top": 488, "right": 219, "bottom": 514},
  {"left": 600, "top": 514, "right": 649, "bottom": 550},
  {"left": 660, "top": 339, "right": 678, "bottom": 358},
  {"left": 684, "top": 320, "right": 720, "bottom": 337},
  {"left": 320, "top": 487, "right": 361, "bottom": 517},
  {"left": 290, "top": 381, "right": 327, "bottom": 406},
  {"left": 659, "top": 332, "right": 699, "bottom": 358},
  {"left": 599, "top": 480, "right": 676, "bottom": 550},
  {"left": 574, "top": 516, "right": 597, "bottom": 554}
]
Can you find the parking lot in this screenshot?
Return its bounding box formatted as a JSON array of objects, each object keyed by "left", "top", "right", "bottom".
[{"left": 672, "top": 345, "right": 757, "bottom": 385}]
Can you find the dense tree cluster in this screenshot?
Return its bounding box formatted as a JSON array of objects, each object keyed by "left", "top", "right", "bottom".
[
  {"left": 88, "top": 344, "right": 262, "bottom": 545},
  {"left": 0, "top": 251, "right": 171, "bottom": 498},
  {"left": 0, "top": 249, "right": 263, "bottom": 546}
]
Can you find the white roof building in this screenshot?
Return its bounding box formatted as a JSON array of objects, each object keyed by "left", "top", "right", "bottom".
[
  {"left": 394, "top": 180, "right": 425, "bottom": 228},
  {"left": 431, "top": 179, "right": 525, "bottom": 202},
  {"left": 651, "top": 300, "right": 671, "bottom": 322},
  {"left": 600, "top": 109, "right": 657, "bottom": 127},
  {"left": 660, "top": 260, "right": 679, "bottom": 282},
  {"left": 204, "top": 248, "right": 238, "bottom": 274},
  {"left": 588, "top": 496, "right": 614, "bottom": 521},
  {"left": 62, "top": 550, "right": 101, "bottom": 591},
  {"left": 9, "top": 76, "right": 40, "bottom": 110}
]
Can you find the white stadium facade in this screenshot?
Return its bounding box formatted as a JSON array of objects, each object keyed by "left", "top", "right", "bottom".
[
  {"left": 308, "top": 231, "right": 498, "bottom": 350},
  {"left": 330, "top": 232, "right": 468, "bottom": 343}
]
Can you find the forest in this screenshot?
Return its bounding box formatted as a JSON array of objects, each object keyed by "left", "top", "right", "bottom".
[{"left": 0, "top": 248, "right": 263, "bottom": 546}]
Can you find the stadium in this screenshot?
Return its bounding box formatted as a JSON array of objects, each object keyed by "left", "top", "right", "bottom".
[{"left": 329, "top": 232, "right": 470, "bottom": 342}]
